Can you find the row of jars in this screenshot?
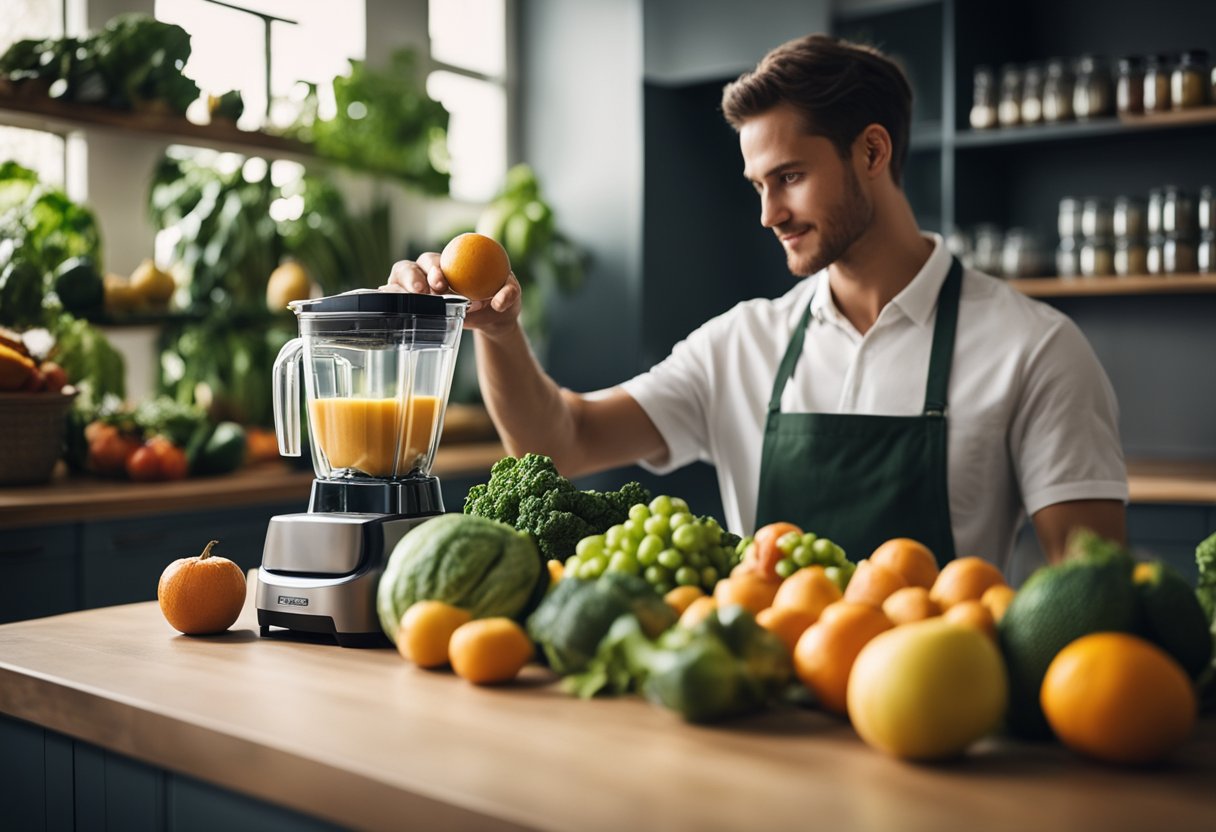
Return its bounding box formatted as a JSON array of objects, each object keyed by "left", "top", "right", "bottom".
[
  {"left": 970, "top": 50, "right": 1214, "bottom": 130},
  {"left": 946, "top": 225, "right": 1047, "bottom": 278},
  {"left": 1056, "top": 188, "right": 1215, "bottom": 276}
]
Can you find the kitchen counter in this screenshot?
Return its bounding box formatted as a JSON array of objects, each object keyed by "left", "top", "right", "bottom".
[
  {"left": 1, "top": 581, "right": 1213, "bottom": 832},
  {"left": 0, "top": 441, "right": 505, "bottom": 530}
]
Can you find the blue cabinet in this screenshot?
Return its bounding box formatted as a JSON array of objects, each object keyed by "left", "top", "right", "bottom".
[{"left": 0, "top": 526, "right": 77, "bottom": 624}]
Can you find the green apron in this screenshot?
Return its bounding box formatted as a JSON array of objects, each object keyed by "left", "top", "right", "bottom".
[{"left": 754, "top": 257, "right": 963, "bottom": 567}]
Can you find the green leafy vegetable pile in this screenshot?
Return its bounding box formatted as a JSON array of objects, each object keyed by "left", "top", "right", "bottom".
[{"left": 464, "top": 453, "right": 650, "bottom": 561}]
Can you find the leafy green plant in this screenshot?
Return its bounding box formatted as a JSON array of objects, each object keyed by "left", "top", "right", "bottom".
[
  {"left": 286, "top": 49, "right": 450, "bottom": 194},
  {"left": 0, "top": 13, "right": 199, "bottom": 114},
  {"left": 0, "top": 161, "right": 102, "bottom": 287}
]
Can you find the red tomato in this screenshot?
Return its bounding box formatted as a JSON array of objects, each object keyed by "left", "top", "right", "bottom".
[
  {"left": 125, "top": 445, "right": 163, "bottom": 481},
  {"left": 88, "top": 425, "right": 140, "bottom": 475},
  {"left": 148, "top": 436, "right": 189, "bottom": 480},
  {"left": 751, "top": 522, "right": 803, "bottom": 580}
]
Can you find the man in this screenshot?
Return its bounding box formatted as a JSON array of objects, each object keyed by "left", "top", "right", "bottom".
[{"left": 383, "top": 34, "right": 1127, "bottom": 571}]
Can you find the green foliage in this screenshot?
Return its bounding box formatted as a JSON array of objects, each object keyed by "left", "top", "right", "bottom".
[
  {"left": 0, "top": 14, "right": 199, "bottom": 114},
  {"left": 289, "top": 50, "right": 450, "bottom": 194},
  {"left": 0, "top": 162, "right": 102, "bottom": 288},
  {"left": 1197, "top": 531, "right": 1216, "bottom": 620},
  {"left": 464, "top": 453, "right": 650, "bottom": 561},
  {"left": 48, "top": 313, "right": 125, "bottom": 409}
]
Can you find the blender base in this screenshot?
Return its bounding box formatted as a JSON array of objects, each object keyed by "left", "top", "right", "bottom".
[{"left": 257, "top": 609, "right": 390, "bottom": 648}]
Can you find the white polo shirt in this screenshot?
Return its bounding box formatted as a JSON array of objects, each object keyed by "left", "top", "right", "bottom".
[{"left": 620, "top": 234, "right": 1127, "bottom": 571}]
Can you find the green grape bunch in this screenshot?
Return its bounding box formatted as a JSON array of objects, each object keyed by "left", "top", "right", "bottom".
[
  {"left": 772, "top": 529, "right": 855, "bottom": 590},
  {"left": 565, "top": 495, "right": 741, "bottom": 596}
]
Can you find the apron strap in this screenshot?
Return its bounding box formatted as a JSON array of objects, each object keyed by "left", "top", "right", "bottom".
[
  {"left": 767, "top": 299, "right": 816, "bottom": 414},
  {"left": 922, "top": 256, "right": 964, "bottom": 417}
]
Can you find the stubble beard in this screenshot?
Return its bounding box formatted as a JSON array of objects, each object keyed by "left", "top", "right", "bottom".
[{"left": 785, "top": 163, "right": 874, "bottom": 277}]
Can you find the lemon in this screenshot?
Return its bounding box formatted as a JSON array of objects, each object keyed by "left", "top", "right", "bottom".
[
  {"left": 266, "top": 260, "right": 313, "bottom": 311},
  {"left": 847, "top": 618, "right": 1007, "bottom": 761}
]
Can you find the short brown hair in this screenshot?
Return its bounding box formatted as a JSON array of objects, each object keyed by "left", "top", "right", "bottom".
[{"left": 721, "top": 34, "right": 913, "bottom": 185}]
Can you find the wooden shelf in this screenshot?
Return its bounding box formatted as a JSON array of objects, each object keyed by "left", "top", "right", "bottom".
[
  {"left": 955, "top": 106, "right": 1216, "bottom": 149},
  {"left": 0, "top": 440, "right": 504, "bottom": 530},
  {"left": 0, "top": 89, "right": 312, "bottom": 161},
  {"left": 1009, "top": 274, "right": 1216, "bottom": 297},
  {"left": 1127, "top": 459, "right": 1216, "bottom": 505}
]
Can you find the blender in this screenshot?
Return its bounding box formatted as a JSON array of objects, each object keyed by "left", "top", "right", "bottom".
[{"left": 257, "top": 289, "right": 467, "bottom": 646}]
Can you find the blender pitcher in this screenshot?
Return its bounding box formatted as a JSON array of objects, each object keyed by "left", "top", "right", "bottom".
[{"left": 272, "top": 290, "right": 467, "bottom": 514}]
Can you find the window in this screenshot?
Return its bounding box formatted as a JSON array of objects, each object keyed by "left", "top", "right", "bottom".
[
  {"left": 0, "top": 0, "right": 66, "bottom": 185},
  {"left": 155, "top": 0, "right": 365, "bottom": 130},
  {"left": 427, "top": 0, "right": 510, "bottom": 203}
]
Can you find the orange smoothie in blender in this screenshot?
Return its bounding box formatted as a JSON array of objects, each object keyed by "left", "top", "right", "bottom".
[{"left": 309, "top": 395, "right": 438, "bottom": 477}]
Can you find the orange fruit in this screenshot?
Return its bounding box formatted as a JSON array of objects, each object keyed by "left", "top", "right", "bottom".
[
  {"left": 448, "top": 618, "right": 533, "bottom": 685},
  {"left": 843, "top": 559, "right": 908, "bottom": 608},
  {"left": 942, "top": 599, "right": 996, "bottom": 641},
  {"left": 679, "top": 595, "right": 718, "bottom": 628},
  {"left": 869, "top": 538, "right": 939, "bottom": 590},
  {"left": 439, "top": 232, "right": 511, "bottom": 300},
  {"left": 930, "top": 556, "right": 1006, "bottom": 609},
  {"left": 396, "top": 600, "right": 472, "bottom": 668},
  {"left": 157, "top": 540, "right": 247, "bottom": 635},
  {"left": 665, "top": 585, "right": 706, "bottom": 616},
  {"left": 756, "top": 606, "right": 818, "bottom": 655},
  {"left": 714, "top": 572, "right": 781, "bottom": 614},
  {"left": 793, "top": 601, "right": 893, "bottom": 714},
  {"left": 772, "top": 565, "right": 842, "bottom": 620},
  {"left": 750, "top": 522, "right": 802, "bottom": 579},
  {"left": 881, "top": 586, "right": 941, "bottom": 625},
  {"left": 1041, "top": 632, "right": 1197, "bottom": 765},
  {"left": 980, "top": 583, "right": 1016, "bottom": 623}
]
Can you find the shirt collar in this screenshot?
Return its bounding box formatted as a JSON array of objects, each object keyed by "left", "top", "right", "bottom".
[{"left": 808, "top": 233, "right": 952, "bottom": 329}]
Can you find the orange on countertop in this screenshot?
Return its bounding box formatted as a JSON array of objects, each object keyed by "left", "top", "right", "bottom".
[
  {"left": 843, "top": 559, "right": 908, "bottom": 608},
  {"left": 157, "top": 540, "right": 247, "bottom": 635},
  {"left": 868, "top": 538, "right": 939, "bottom": 590},
  {"left": 881, "top": 586, "right": 941, "bottom": 626},
  {"left": 396, "top": 600, "right": 472, "bottom": 668},
  {"left": 793, "top": 601, "right": 893, "bottom": 715},
  {"left": 772, "top": 565, "right": 841, "bottom": 620},
  {"left": 449, "top": 618, "right": 533, "bottom": 685},
  {"left": 930, "top": 556, "right": 1006, "bottom": 610},
  {"left": 1041, "top": 632, "right": 1197, "bottom": 765}
]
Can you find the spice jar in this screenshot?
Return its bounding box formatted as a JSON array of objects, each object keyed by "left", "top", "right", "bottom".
[
  {"left": 1043, "top": 59, "right": 1074, "bottom": 122},
  {"left": 1199, "top": 186, "right": 1213, "bottom": 233},
  {"left": 1199, "top": 231, "right": 1215, "bottom": 274},
  {"left": 1147, "top": 235, "right": 1165, "bottom": 275},
  {"left": 1058, "top": 197, "right": 1081, "bottom": 240},
  {"left": 1080, "top": 237, "right": 1114, "bottom": 277},
  {"left": 1073, "top": 55, "right": 1113, "bottom": 120},
  {"left": 1147, "top": 188, "right": 1165, "bottom": 237},
  {"left": 1163, "top": 234, "right": 1198, "bottom": 274},
  {"left": 1116, "top": 56, "right": 1144, "bottom": 115},
  {"left": 1056, "top": 237, "right": 1080, "bottom": 278},
  {"left": 1144, "top": 55, "right": 1172, "bottom": 114},
  {"left": 1171, "top": 50, "right": 1209, "bottom": 110},
  {"left": 1162, "top": 187, "right": 1196, "bottom": 238},
  {"left": 1002, "top": 229, "right": 1041, "bottom": 278},
  {"left": 1080, "top": 197, "right": 1112, "bottom": 239},
  {"left": 970, "top": 66, "right": 997, "bottom": 130},
  {"left": 998, "top": 64, "right": 1022, "bottom": 127},
  {"left": 973, "top": 225, "right": 1004, "bottom": 275},
  {"left": 1021, "top": 63, "right": 1044, "bottom": 125},
  {"left": 1114, "top": 237, "right": 1148, "bottom": 277},
  {"left": 1112, "top": 196, "right": 1146, "bottom": 240}
]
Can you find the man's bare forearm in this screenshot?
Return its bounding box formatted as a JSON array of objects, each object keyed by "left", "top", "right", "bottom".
[{"left": 473, "top": 322, "right": 580, "bottom": 467}]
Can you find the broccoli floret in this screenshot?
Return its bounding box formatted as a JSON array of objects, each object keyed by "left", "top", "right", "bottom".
[
  {"left": 463, "top": 453, "right": 650, "bottom": 560},
  {"left": 1197, "top": 531, "right": 1216, "bottom": 620},
  {"left": 463, "top": 453, "right": 572, "bottom": 526}
]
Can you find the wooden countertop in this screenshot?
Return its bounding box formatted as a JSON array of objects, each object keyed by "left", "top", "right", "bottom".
[
  {"left": 0, "top": 441, "right": 505, "bottom": 529},
  {"left": 0, "top": 582, "right": 1213, "bottom": 832}
]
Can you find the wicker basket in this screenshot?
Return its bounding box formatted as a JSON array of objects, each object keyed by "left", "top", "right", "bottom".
[{"left": 0, "top": 390, "right": 78, "bottom": 486}]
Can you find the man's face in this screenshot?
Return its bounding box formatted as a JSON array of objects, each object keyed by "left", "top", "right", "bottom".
[{"left": 740, "top": 104, "right": 873, "bottom": 276}]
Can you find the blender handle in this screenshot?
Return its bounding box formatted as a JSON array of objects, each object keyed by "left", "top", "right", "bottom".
[{"left": 273, "top": 337, "right": 304, "bottom": 457}]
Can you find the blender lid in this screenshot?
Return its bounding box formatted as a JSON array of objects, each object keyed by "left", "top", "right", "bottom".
[{"left": 291, "top": 289, "right": 467, "bottom": 318}]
